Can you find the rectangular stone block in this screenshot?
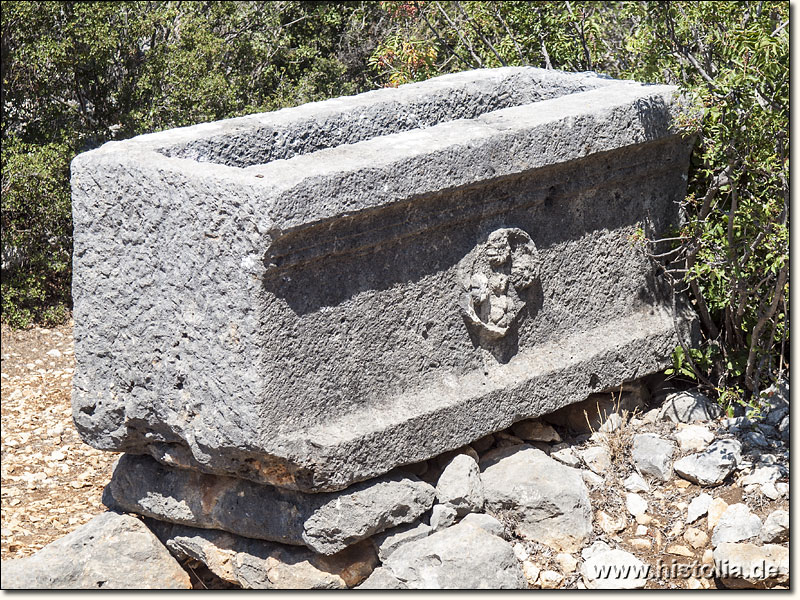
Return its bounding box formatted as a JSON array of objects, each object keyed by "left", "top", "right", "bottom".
[{"left": 71, "top": 67, "right": 697, "bottom": 492}]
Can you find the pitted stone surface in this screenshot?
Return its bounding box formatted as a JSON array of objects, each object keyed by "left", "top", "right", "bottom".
[
  {"left": 104, "top": 453, "right": 434, "bottom": 555},
  {"left": 71, "top": 67, "right": 695, "bottom": 491}
]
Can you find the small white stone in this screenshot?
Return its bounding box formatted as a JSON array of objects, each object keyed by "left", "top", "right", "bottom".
[
  {"left": 686, "top": 493, "right": 712, "bottom": 524},
  {"left": 626, "top": 492, "right": 648, "bottom": 517},
  {"left": 623, "top": 472, "right": 650, "bottom": 493},
  {"left": 760, "top": 482, "right": 781, "bottom": 500},
  {"left": 674, "top": 424, "right": 714, "bottom": 452},
  {"left": 522, "top": 560, "right": 540, "bottom": 586},
  {"left": 551, "top": 447, "right": 581, "bottom": 468},
  {"left": 635, "top": 525, "right": 648, "bottom": 536},
  {"left": 582, "top": 469, "right": 605, "bottom": 487},
  {"left": 580, "top": 446, "right": 611, "bottom": 474},
  {"left": 597, "top": 510, "right": 626, "bottom": 535},
  {"left": 429, "top": 504, "right": 457, "bottom": 531},
  {"left": 513, "top": 542, "right": 529, "bottom": 562},
  {"left": 539, "top": 570, "right": 563, "bottom": 589},
  {"left": 555, "top": 553, "right": 578, "bottom": 574}
]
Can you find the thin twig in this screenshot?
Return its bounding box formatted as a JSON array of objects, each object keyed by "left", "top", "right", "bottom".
[
  {"left": 745, "top": 264, "right": 788, "bottom": 391},
  {"left": 434, "top": 1, "right": 483, "bottom": 67},
  {"left": 492, "top": 3, "right": 527, "bottom": 65},
  {"left": 415, "top": 1, "right": 473, "bottom": 69},
  {"left": 454, "top": 2, "right": 507, "bottom": 66}
]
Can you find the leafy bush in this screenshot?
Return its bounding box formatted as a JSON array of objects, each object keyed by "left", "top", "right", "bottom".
[
  {"left": 1, "top": 0, "right": 388, "bottom": 327},
  {"left": 1, "top": 2, "right": 788, "bottom": 403},
  {"left": 1, "top": 138, "right": 73, "bottom": 327}
]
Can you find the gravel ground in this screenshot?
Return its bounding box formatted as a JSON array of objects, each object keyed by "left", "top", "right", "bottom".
[{"left": 1, "top": 320, "right": 118, "bottom": 560}]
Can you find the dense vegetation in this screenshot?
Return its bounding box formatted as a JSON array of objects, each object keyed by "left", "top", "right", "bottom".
[{"left": 1, "top": 1, "right": 788, "bottom": 406}]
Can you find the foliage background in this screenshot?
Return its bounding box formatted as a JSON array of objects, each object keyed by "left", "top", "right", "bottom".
[{"left": 1, "top": 1, "right": 789, "bottom": 405}]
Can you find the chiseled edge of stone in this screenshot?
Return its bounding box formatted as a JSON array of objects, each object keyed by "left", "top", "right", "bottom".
[
  {"left": 139, "top": 304, "right": 696, "bottom": 492},
  {"left": 73, "top": 80, "right": 685, "bottom": 246},
  {"left": 113, "top": 67, "right": 616, "bottom": 153},
  {"left": 270, "top": 306, "right": 691, "bottom": 491}
]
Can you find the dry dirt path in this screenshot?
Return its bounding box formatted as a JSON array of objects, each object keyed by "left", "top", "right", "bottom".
[{"left": 1, "top": 320, "right": 118, "bottom": 560}]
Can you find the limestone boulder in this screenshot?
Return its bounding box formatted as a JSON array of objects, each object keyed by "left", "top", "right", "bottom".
[
  {"left": 480, "top": 445, "right": 592, "bottom": 552},
  {"left": 435, "top": 453, "right": 484, "bottom": 516},
  {"left": 105, "top": 453, "right": 434, "bottom": 555},
  {"left": 674, "top": 439, "right": 741, "bottom": 486},
  {"left": 714, "top": 543, "right": 789, "bottom": 589},
  {"left": 382, "top": 522, "right": 525, "bottom": 589},
  {"left": 0, "top": 512, "right": 190, "bottom": 589},
  {"left": 147, "top": 520, "right": 376, "bottom": 589}
]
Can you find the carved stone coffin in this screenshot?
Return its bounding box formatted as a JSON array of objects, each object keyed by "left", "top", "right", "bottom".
[{"left": 71, "top": 67, "right": 696, "bottom": 493}]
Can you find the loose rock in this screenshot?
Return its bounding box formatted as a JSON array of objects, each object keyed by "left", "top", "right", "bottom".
[
  {"left": 674, "top": 424, "right": 714, "bottom": 452},
  {"left": 551, "top": 447, "right": 582, "bottom": 468},
  {"left": 148, "top": 520, "right": 377, "bottom": 589},
  {"left": 686, "top": 493, "right": 712, "bottom": 524},
  {"left": 0, "top": 512, "right": 190, "bottom": 589},
  {"left": 539, "top": 570, "right": 563, "bottom": 589},
  {"left": 581, "top": 541, "right": 647, "bottom": 589},
  {"left": 459, "top": 513, "right": 505, "bottom": 538},
  {"left": 674, "top": 439, "right": 742, "bottom": 486},
  {"left": 666, "top": 544, "right": 693, "bottom": 557},
  {"left": 555, "top": 553, "right": 578, "bottom": 574},
  {"left": 714, "top": 542, "right": 789, "bottom": 589},
  {"left": 105, "top": 453, "right": 435, "bottom": 555},
  {"left": 435, "top": 454, "right": 484, "bottom": 516},
  {"left": 625, "top": 493, "right": 648, "bottom": 517},
  {"left": 580, "top": 446, "right": 611, "bottom": 475},
  {"left": 480, "top": 445, "right": 592, "bottom": 552},
  {"left": 382, "top": 522, "right": 525, "bottom": 589},
  {"left": 582, "top": 469, "right": 605, "bottom": 488},
  {"left": 629, "top": 538, "right": 651, "bottom": 551},
  {"left": 759, "top": 510, "right": 788, "bottom": 544},
  {"left": 356, "top": 568, "right": 407, "bottom": 589},
  {"left": 429, "top": 505, "right": 458, "bottom": 531},
  {"left": 512, "top": 420, "right": 561, "bottom": 443},
  {"left": 373, "top": 521, "right": 432, "bottom": 562},
  {"left": 631, "top": 434, "right": 675, "bottom": 481},
  {"left": 659, "top": 390, "right": 721, "bottom": 423},
  {"left": 522, "top": 560, "right": 540, "bottom": 586},
  {"left": 683, "top": 527, "right": 709, "bottom": 549},
  {"left": 598, "top": 413, "right": 624, "bottom": 433},
  {"left": 597, "top": 510, "right": 627, "bottom": 535},
  {"left": 739, "top": 465, "right": 782, "bottom": 487},
  {"left": 706, "top": 498, "right": 729, "bottom": 531},
  {"left": 623, "top": 472, "right": 650, "bottom": 493},
  {"left": 711, "top": 504, "right": 762, "bottom": 546}
]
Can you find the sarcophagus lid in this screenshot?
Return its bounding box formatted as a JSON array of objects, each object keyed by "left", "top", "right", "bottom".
[{"left": 71, "top": 67, "right": 697, "bottom": 492}]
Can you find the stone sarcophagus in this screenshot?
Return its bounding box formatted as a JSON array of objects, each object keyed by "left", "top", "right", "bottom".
[{"left": 72, "top": 67, "right": 696, "bottom": 494}]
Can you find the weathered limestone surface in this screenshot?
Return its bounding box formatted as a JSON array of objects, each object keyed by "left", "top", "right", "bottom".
[
  {"left": 480, "top": 444, "right": 592, "bottom": 552},
  {"left": 72, "top": 67, "right": 696, "bottom": 492},
  {"left": 104, "top": 453, "right": 434, "bottom": 555},
  {"left": 0, "top": 512, "right": 190, "bottom": 589},
  {"left": 146, "top": 520, "right": 377, "bottom": 589}
]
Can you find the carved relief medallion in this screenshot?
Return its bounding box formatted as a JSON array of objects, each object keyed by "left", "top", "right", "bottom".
[{"left": 459, "top": 228, "right": 539, "bottom": 342}]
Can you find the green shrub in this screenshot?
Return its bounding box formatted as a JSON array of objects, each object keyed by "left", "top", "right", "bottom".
[
  {"left": 1, "top": 138, "right": 73, "bottom": 328},
  {"left": 1, "top": 2, "right": 789, "bottom": 402}
]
